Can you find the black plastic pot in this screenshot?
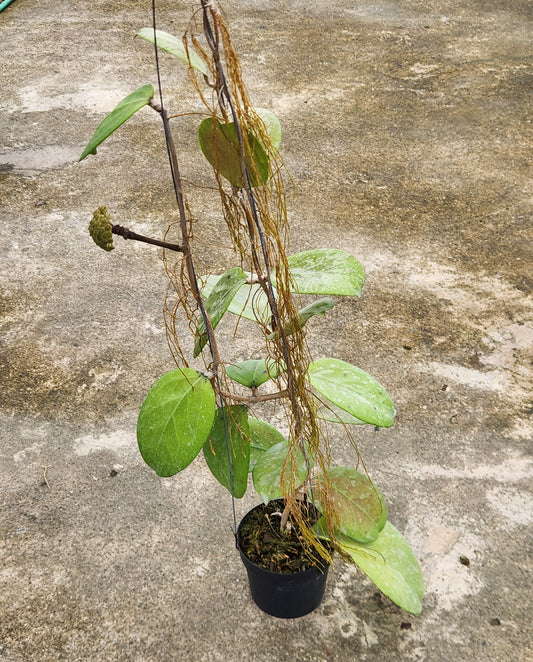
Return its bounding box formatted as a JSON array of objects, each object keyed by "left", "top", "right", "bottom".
[{"left": 237, "top": 501, "right": 330, "bottom": 619}]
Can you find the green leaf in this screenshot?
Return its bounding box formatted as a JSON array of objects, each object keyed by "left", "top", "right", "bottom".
[
  {"left": 225, "top": 359, "right": 282, "bottom": 388},
  {"left": 252, "top": 440, "right": 313, "bottom": 504},
  {"left": 136, "top": 28, "right": 209, "bottom": 76},
  {"left": 137, "top": 368, "right": 216, "bottom": 477},
  {"left": 315, "top": 399, "right": 367, "bottom": 425},
  {"left": 312, "top": 467, "right": 387, "bottom": 543},
  {"left": 194, "top": 267, "right": 247, "bottom": 357},
  {"left": 203, "top": 405, "right": 250, "bottom": 498},
  {"left": 198, "top": 117, "right": 269, "bottom": 188},
  {"left": 199, "top": 274, "right": 272, "bottom": 323},
  {"left": 267, "top": 297, "right": 334, "bottom": 340},
  {"left": 80, "top": 84, "right": 154, "bottom": 161},
  {"left": 248, "top": 418, "right": 286, "bottom": 471},
  {"left": 281, "top": 249, "right": 365, "bottom": 296},
  {"left": 308, "top": 358, "right": 395, "bottom": 427},
  {"left": 333, "top": 522, "right": 424, "bottom": 615},
  {"left": 257, "top": 108, "right": 282, "bottom": 150},
  {"left": 299, "top": 297, "right": 335, "bottom": 321}
]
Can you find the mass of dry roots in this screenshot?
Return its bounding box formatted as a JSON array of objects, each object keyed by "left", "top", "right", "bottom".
[{"left": 160, "top": 0, "right": 362, "bottom": 560}]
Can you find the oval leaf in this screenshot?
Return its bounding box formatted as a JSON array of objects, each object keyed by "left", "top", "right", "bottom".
[
  {"left": 253, "top": 440, "right": 313, "bottom": 504},
  {"left": 80, "top": 84, "right": 154, "bottom": 161},
  {"left": 334, "top": 522, "right": 424, "bottom": 615},
  {"left": 312, "top": 467, "right": 387, "bottom": 543},
  {"left": 136, "top": 28, "right": 209, "bottom": 75},
  {"left": 308, "top": 357, "right": 395, "bottom": 427},
  {"left": 137, "top": 368, "right": 216, "bottom": 477},
  {"left": 315, "top": 398, "right": 367, "bottom": 425},
  {"left": 225, "top": 358, "right": 281, "bottom": 388},
  {"left": 199, "top": 274, "right": 272, "bottom": 323},
  {"left": 266, "top": 297, "right": 335, "bottom": 340},
  {"left": 282, "top": 249, "right": 365, "bottom": 296},
  {"left": 299, "top": 297, "right": 335, "bottom": 322},
  {"left": 198, "top": 117, "right": 269, "bottom": 188},
  {"left": 203, "top": 405, "right": 250, "bottom": 498},
  {"left": 194, "top": 267, "right": 247, "bottom": 357},
  {"left": 248, "top": 418, "right": 286, "bottom": 472}
]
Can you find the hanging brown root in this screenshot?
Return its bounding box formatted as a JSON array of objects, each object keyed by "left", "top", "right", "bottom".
[{"left": 160, "top": 0, "right": 352, "bottom": 560}]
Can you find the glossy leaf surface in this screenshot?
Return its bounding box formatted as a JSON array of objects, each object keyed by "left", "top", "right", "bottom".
[
  {"left": 194, "top": 267, "right": 247, "bottom": 357},
  {"left": 136, "top": 28, "right": 208, "bottom": 75},
  {"left": 200, "top": 274, "right": 271, "bottom": 323},
  {"left": 137, "top": 368, "right": 215, "bottom": 477},
  {"left": 308, "top": 358, "right": 395, "bottom": 427},
  {"left": 299, "top": 297, "right": 335, "bottom": 321},
  {"left": 253, "top": 440, "right": 313, "bottom": 504},
  {"left": 334, "top": 522, "right": 424, "bottom": 615},
  {"left": 80, "top": 85, "right": 154, "bottom": 161},
  {"left": 203, "top": 405, "right": 250, "bottom": 498},
  {"left": 248, "top": 418, "right": 286, "bottom": 471},
  {"left": 283, "top": 249, "right": 365, "bottom": 296},
  {"left": 267, "top": 297, "right": 334, "bottom": 340},
  {"left": 315, "top": 398, "right": 367, "bottom": 425},
  {"left": 312, "top": 466, "right": 387, "bottom": 543},
  {"left": 225, "top": 358, "right": 281, "bottom": 388},
  {"left": 198, "top": 117, "right": 269, "bottom": 187}
]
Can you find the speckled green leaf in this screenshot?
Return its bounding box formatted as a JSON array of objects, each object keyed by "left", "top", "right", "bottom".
[
  {"left": 334, "top": 522, "right": 424, "bottom": 615},
  {"left": 253, "top": 440, "right": 313, "bottom": 504},
  {"left": 80, "top": 84, "right": 154, "bottom": 160},
  {"left": 137, "top": 368, "right": 216, "bottom": 477},
  {"left": 282, "top": 249, "right": 365, "bottom": 296},
  {"left": 225, "top": 359, "right": 282, "bottom": 388},
  {"left": 313, "top": 467, "right": 387, "bottom": 543},
  {"left": 315, "top": 399, "right": 367, "bottom": 425},
  {"left": 248, "top": 418, "right": 286, "bottom": 472},
  {"left": 198, "top": 117, "right": 269, "bottom": 187},
  {"left": 266, "top": 297, "right": 335, "bottom": 340},
  {"left": 203, "top": 405, "right": 250, "bottom": 498},
  {"left": 299, "top": 297, "right": 335, "bottom": 321},
  {"left": 199, "top": 274, "right": 271, "bottom": 323},
  {"left": 308, "top": 358, "right": 395, "bottom": 427},
  {"left": 136, "top": 28, "right": 208, "bottom": 75},
  {"left": 194, "top": 267, "right": 247, "bottom": 357}
]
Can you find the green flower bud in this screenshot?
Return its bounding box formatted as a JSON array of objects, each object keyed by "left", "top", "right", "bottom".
[{"left": 89, "top": 206, "right": 114, "bottom": 252}]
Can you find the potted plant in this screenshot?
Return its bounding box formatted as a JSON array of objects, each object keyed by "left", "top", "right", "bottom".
[{"left": 80, "top": 1, "right": 424, "bottom": 619}]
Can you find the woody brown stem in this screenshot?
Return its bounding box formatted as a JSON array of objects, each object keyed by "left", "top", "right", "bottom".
[
  {"left": 150, "top": 97, "right": 222, "bottom": 373},
  {"left": 112, "top": 224, "right": 184, "bottom": 252}
]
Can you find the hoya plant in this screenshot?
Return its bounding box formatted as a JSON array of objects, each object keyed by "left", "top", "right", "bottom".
[{"left": 80, "top": 1, "right": 423, "bottom": 615}]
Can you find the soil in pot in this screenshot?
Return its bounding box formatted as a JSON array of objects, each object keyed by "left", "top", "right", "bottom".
[
  {"left": 238, "top": 498, "right": 329, "bottom": 572},
  {"left": 237, "top": 499, "right": 330, "bottom": 618}
]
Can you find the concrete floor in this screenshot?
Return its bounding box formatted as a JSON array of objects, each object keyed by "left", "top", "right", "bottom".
[{"left": 1, "top": 1, "right": 532, "bottom": 660}]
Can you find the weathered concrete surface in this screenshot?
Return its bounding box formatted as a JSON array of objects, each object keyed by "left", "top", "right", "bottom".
[{"left": 1, "top": 1, "right": 532, "bottom": 660}]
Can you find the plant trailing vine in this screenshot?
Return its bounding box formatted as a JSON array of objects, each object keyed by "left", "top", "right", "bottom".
[{"left": 79, "top": 0, "right": 424, "bottom": 615}]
